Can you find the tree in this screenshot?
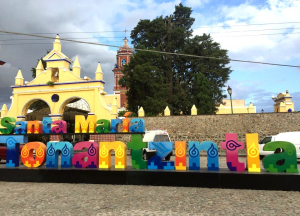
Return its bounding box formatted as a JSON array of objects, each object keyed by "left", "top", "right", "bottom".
[
  {"left": 120, "top": 3, "right": 231, "bottom": 115},
  {"left": 120, "top": 51, "right": 168, "bottom": 114},
  {"left": 31, "top": 50, "right": 50, "bottom": 78},
  {"left": 192, "top": 73, "right": 215, "bottom": 114}
]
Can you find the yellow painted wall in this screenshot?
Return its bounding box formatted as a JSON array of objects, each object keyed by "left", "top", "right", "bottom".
[
  {"left": 222, "top": 99, "right": 245, "bottom": 107},
  {"left": 104, "top": 94, "right": 120, "bottom": 108},
  {"left": 46, "top": 61, "right": 70, "bottom": 69},
  {"left": 216, "top": 100, "right": 256, "bottom": 114}
]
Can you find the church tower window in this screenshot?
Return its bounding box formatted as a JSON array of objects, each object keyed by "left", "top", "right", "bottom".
[{"left": 51, "top": 68, "right": 59, "bottom": 82}]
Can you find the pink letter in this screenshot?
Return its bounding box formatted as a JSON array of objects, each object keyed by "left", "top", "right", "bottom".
[
  {"left": 72, "top": 141, "right": 99, "bottom": 168},
  {"left": 51, "top": 120, "right": 67, "bottom": 134},
  {"left": 221, "top": 133, "right": 245, "bottom": 172}
]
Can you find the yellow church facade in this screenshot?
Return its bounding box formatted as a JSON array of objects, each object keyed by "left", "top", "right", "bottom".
[
  {"left": 272, "top": 90, "right": 294, "bottom": 112},
  {"left": 1, "top": 35, "right": 119, "bottom": 121},
  {"left": 216, "top": 99, "right": 256, "bottom": 114}
]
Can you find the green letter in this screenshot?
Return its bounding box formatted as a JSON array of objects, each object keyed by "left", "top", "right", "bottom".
[
  {"left": 128, "top": 134, "right": 147, "bottom": 169},
  {"left": 263, "top": 141, "right": 298, "bottom": 173},
  {"left": 96, "top": 119, "right": 110, "bottom": 133},
  {"left": 0, "top": 117, "right": 16, "bottom": 134}
]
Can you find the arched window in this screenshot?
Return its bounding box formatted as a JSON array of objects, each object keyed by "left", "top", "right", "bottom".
[{"left": 122, "top": 59, "right": 126, "bottom": 65}]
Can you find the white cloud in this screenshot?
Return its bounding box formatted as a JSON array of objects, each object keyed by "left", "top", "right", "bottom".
[
  {"left": 290, "top": 92, "right": 300, "bottom": 111},
  {"left": 193, "top": 0, "right": 300, "bottom": 71},
  {"left": 226, "top": 79, "right": 276, "bottom": 112},
  {"left": 184, "top": 0, "right": 210, "bottom": 8},
  {"left": 221, "top": 3, "right": 259, "bottom": 20},
  {"left": 116, "top": 0, "right": 181, "bottom": 30}
]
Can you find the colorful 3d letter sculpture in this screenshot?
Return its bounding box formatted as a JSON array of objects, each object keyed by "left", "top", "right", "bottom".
[
  {"left": 199, "top": 141, "right": 219, "bottom": 171},
  {"left": 128, "top": 134, "right": 147, "bottom": 169},
  {"left": 51, "top": 120, "right": 67, "bottom": 134},
  {"left": 46, "top": 142, "right": 73, "bottom": 168},
  {"left": 42, "top": 117, "right": 52, "bottom": 133},
  {"left": 263, "top": 141, "right": 298, "bottom": 173},
  {"left": 175, "top": 141, "right": 186, "bottom": 170},
  {"left": 14, "top": 121, "right": 27, "bottom": 134},
  {"left": 189, "top": 141, "right": 218, "bottom": 170},
  {"left": 72, "top": 141, "right": 99, "bottom": 168},
  {"left": 221, "top": 133, "right": 245, "bottom": 172},
  {"left": 189, "top": 141, "right": 201, "bottom": 170},
  {"left": 130, "top": 118, "right": 145, "bottom": 132},
  {"left": 96, "top": 119, "right": 110, "bottom": 133},
  {"left": 147, "top": 142, "right": 174, "bottom": 170},
  {"left": 99, "top": 141, "right": 127, "bottom": 169},
  {"left": 27, "top": 121, "right": 43, "bottom": 134},
  {"left": 2, "top": 135, "right": 28, "bottom": 167},
  {"left": 122, "top": 118, "right": 130, "bottom": 132},
  {"left": 0, "top": 117, "right": 16, "bottom": 134},
  {"left": 75, "top": 115, "right": 96, "bottom": 133},
  {"left": 21, "top": 142, "right": 47, "bottom": 167},
  {"left": 245, "top": 133, "right": 261, "bottom": 172},
  {"left": 110, "top": 119, "right": 122, "bottom": 132}
]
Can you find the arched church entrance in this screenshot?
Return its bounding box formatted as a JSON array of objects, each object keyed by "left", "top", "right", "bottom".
[
  {"left": 24, "top": 99, "right": 51, "bottom": 121},
  {"left": 23, "top": 99, "right": 51, "bottom": 143}
]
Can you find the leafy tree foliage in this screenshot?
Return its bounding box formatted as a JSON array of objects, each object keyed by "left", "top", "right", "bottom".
[
  {"left": 120, "top": 3, "right": 231, "bottom": 115},
  {"left": 121, "top": 51, "right": 168, "bottom": 114},
  {"left": 31, "top": 50, "right": 50, "bottom": 78}
]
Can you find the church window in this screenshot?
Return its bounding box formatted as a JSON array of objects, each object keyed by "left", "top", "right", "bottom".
[
  {"left": 122, "top": 59, "right": 126, "bottom": 65},
  {"left": 51, "top": 68, "right": 59, "bottom": 82}
]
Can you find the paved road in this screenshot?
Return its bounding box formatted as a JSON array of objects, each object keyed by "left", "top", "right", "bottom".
[
  {"left": 0, "top": 156, "right": 299, "bottom": 215},
  {"left": 0, "top": 182, "right": 299, "bottom": 215}
]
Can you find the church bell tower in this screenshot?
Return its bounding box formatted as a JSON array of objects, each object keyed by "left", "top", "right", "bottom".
[{"left": 112, "top": 37, "right": 133, "bottom": 108}]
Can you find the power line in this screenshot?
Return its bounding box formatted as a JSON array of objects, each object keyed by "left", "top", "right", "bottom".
[
  {"left": 1, "top": 28, "right": 297, "bottom": 41},
  {"left": 0, "top": 41, "right": 125, "bottom": 45},
  {"left": 0, "top": 37, "right": 129, "bottom": 41},
  {"left": 0, "top": 30, "right": 127, "bottom": 36},
  {"left": 1, "top": 21, "right": 299, "bottom": 35},
  {"left": 0, "top": 24, "right": 27, "bottom": 54},
  {"left": 0, "top": 30, "right": 299, "bottom": 68},
  {"left": 196, "top": 21, "right": 300, "bottom": 28},
  {"left": 212, "top": 31, "right": 300, "bottom": 38},
  {"left": 1, "top": 31, "right": 297, "bottom": 41},
  {"left": 207, "top": 27, "right": 300, "bottom": 34}
]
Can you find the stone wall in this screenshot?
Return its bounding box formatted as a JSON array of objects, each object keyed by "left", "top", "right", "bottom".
[{"left": 116, "top": 112, "right": 300, "bottom": 152}]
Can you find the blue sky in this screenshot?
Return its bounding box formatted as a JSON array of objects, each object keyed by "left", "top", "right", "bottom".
[{"left": 0, "top": 0, "right": 299, "bottom": 113}]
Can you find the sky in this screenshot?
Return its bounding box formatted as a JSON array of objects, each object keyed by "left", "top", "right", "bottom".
[{"left": 0, "top": 0, "right": 299, "bottom": 113}]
